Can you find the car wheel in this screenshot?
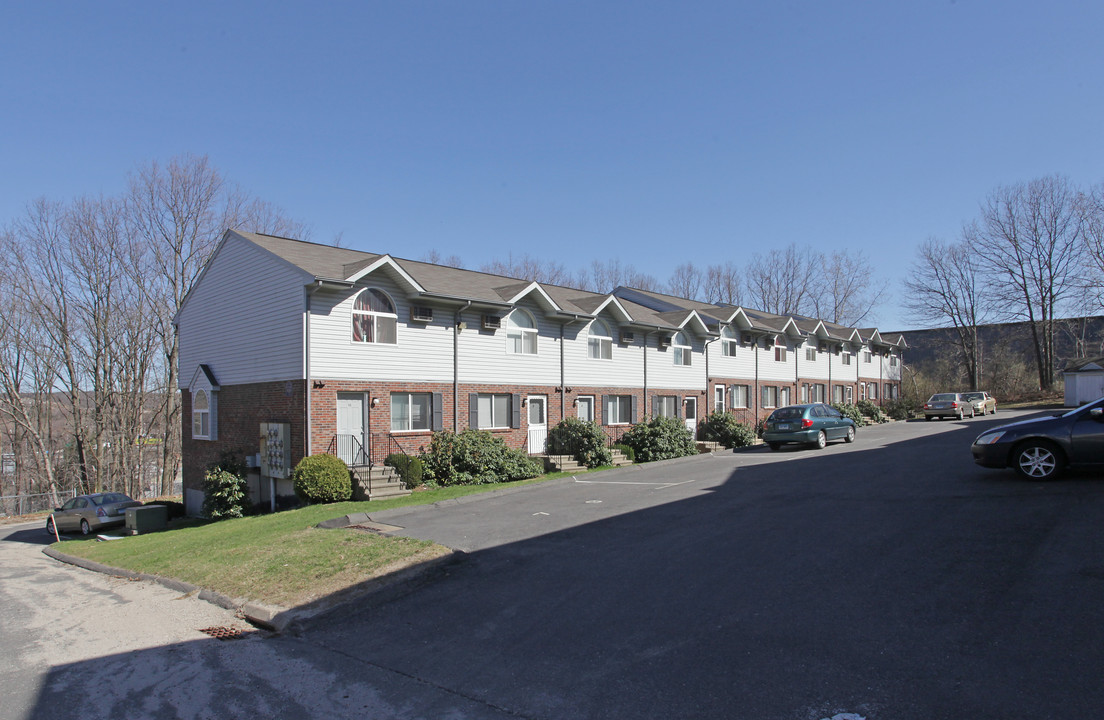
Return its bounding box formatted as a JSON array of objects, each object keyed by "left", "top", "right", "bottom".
[
  {"left": 768, "top": 442, "right": 781, "bottom": 451},
  {"left": 812, "top": 431, "right": 827, "bottom": 450},
  {"left": 844, "top": 426, "right": 856, "bottom": 443},
  {"left": 80, "top": 519, "right": 91, "bottom": 536},
  {"left": 1013, "top": 441, "right": 1063, "bottom": 480},
  {"left": 46, "top": 517, "right": 56, "bottom": 536}
]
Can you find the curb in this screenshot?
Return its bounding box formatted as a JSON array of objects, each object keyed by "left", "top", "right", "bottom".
[{"left": 41, "top": 543, "right": 464, "bottom": 634}]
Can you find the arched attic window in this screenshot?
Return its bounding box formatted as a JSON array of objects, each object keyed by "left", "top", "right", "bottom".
[
  {"left": 673, "top": 331, "right": 692, "bottom": 366},
  {"left": 506, "top": 309, "right": 538, "bottom": 355},
  {"left": 588, "top": 319, "right": 613, "bottom": 360},
  {"left": 352, "top": 288, "right": 397, "bottom": 344}
]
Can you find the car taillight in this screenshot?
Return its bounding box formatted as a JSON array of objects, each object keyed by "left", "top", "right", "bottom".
[
  {"left": 924, "top": 404, "right": 932, "bottom": 409},
  {"left": 951, "top": 402, "right": 959, "bottom": 408},
  {"left": 802, "top": 419, "right": 813, "bottom": 428},
  {"left": 97, "top": 508, "right": 107, "bottom": 518}
]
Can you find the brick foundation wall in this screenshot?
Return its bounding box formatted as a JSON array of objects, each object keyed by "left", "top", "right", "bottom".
[{"left": 181, "top": 380, "right": 307, "bottom": 497}]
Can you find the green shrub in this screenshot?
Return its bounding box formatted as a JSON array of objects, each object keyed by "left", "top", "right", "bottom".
[
  {"left": 202, "top": 468, "right": 248, "bottom": 519},
  {"left": 421, "top": 429, "right": 543, "bottom": 486},
  {"left": 856, "top": 399, "right": 888, "bottom": 423},
  {"left": 292, "top": 453, "right": 353, "bottom": 504},
  {"left": 620, "top": 415, "right": 698, "bottom": 463},
  {"left": 832, "top": 403, "right": 867, "bottom": 426},
  {"left": 612, "top": 443, "right": 635, "bottom": 463},
  {"left": 698, "top": 411, "right": 757, "bottom": 448},
  {"left": 548, "top": 417, "right": 613, "bottom": 468},
  {"left": 883, "top": 398, "right": 915, "bottom": 420},
  {"left": 386, "top": 453, "right": 425, "bottom": 489}
]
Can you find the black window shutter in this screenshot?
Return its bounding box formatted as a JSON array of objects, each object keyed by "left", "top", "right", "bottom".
[
  {"left": 630, "top": 395, "right": 638, "bottom": 424},
  {"left": 652, "top": 396, "right": 659, "bottom": 417},
  {"left": 469, "top": 393, "right": 479, "bottom": 429},
  {"left": 511, "top": 394, "right": 522, "bottom": 429},
  {"left": 432, "top": 393, "right": 443, "bottom": 431},
  {"left": 601, "top": 395, "right": 609, "bottom": 425}
]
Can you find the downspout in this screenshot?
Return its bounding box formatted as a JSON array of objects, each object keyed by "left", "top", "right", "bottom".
[
  {"left": 454, "top": 301, "right": 472, "bottom": 431},
  {"left": 305, "top": 281, "right": 325, "bottom": 457},
  {"left": 703, "top": 336, "right": 719, "bottom": 412},
  {"left": 754, "top": 337, "right": 760, "bottom": 424},
  {"left": 559, "top": 316, "right": 585, "bottom": 421}
]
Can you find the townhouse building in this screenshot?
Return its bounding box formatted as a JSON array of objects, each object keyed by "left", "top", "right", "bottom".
[{"left": 176, "top": 230, "right": 904, "bottom": 513}]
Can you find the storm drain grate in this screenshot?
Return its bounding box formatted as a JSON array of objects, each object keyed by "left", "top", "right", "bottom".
[{"left": 198, "top": 626, "right": 247, "bottom": 640}]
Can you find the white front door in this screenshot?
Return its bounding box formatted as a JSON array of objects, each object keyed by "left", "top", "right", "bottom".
[
  {"left": 527, "top": 396, "right": 548, "bottom": 454},
  {"left": 336, "top": 393, "right": 367, "bottom": 465},
  {"left": 684, "top": 396, "right": 698, "bottom": 439}
]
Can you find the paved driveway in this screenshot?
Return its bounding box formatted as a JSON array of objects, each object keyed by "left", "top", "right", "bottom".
[{"left": 8, "top": 412, "right": 1104, "bottom": 719}]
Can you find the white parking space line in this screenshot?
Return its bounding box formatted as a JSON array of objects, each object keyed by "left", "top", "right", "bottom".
[{"left": 572, "top": 477, "right": 698, "bottom": 489}]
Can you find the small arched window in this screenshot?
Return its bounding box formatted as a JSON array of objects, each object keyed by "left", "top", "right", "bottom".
[
  {"left": 588, "top": 319, "right": 612, "bottom": 360},
  {"left": 193, "top": 390, "right": 210, "bottom": 439},
  {"left": 352, "top": 288, "right": 397, "bottom": 344},
  {"left": 673, "top": 332, "right": 692, "bottom": 366},
  {"left": 506, "top": 309, "right": 537, "bottom": 355}
]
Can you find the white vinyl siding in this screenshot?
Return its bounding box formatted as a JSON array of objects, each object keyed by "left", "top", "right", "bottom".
[{"left": 178, "top": 232, "right": 307, "bottom": 388}]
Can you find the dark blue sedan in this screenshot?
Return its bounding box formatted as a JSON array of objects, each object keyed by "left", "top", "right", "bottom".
[{"left": 972, "top": 397, "right": 1104, "bottom": 480}]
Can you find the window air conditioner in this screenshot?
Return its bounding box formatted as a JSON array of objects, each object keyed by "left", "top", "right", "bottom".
[
  {"left": 482, "top": 315, "right": 501, "bottom": 330},
  {"left": 619, "top": 331, "right": 635, "bottom": 344},
  {"left": 658, "top": 335, "right": 672, "bottom": 348},
  {"left": 410, "top": 306, "right": 433, "bottom": 323}
]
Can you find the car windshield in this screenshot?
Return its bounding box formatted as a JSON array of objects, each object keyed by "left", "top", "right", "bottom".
[
  {"left": 771, "top": 407, "right": 804, "bottom": 420},
  {"left": 1061, "top": 397, "right": 1104, "bottom": 418}
]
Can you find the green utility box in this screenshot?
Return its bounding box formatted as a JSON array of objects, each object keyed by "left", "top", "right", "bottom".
[{"left": 125, "top": 504, "right": 168, "bottom": 534}]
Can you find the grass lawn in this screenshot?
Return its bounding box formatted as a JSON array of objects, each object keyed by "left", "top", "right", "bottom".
[{"left": 53, "top": 471, "right": 578, "bottom": 608}]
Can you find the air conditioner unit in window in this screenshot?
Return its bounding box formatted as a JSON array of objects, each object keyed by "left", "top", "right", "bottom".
[
  {"left": 741, "top": 333, "right": 753, "bottom": 346},
  {"left": 410, "top": 306, "right": 433, "bottom": 323},
  {"left": 619, "top": 331, "right": 635, "bottom": 344},
  {"left": 482, "top": 315, "right": 501, "bottom": 330},
  {"left": 658, "top": 335, "right": 672, "bottom": 348}
]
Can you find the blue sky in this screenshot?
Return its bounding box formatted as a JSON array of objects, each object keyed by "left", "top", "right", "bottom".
[{"left": 3, "top": 1, "right": 1102, "bottom": 330}]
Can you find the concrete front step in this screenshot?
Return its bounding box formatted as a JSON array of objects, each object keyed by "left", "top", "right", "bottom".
[
  {"left": 696, "top": 440, "right": 724, "bottom": 453},
  {"left": 349, "top": 465, "right": 412, "bottom": 501},
  {"left": 544, "top": 450, "right": 634, "bottom": 472}
]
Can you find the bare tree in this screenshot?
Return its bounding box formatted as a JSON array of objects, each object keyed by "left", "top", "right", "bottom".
[
  {"left": 904, "top": 237, "right": 987, "bottom": 389},
  {"left": 574, "top": 259, "right": 659, "bottom": 294},
  {"left": 420, "top": 249, "right": 465, "bottom": 268},
  {"left": 812, "top": 249, "right": 887, "bottom": 327},
  {"left": 667, "top": 263, "right": 703, "bottom": 301},
  {"left": 480, "top": 252, "right": 572, "bottom": 285},
  {"left": 743, "top": 244, "right": 821, "bottom": 316},
  {"left": 1082, "top": 182, "right": 1104, "bottom": 314},
  {"left": 970, "top": 175, "right": 1084, "bottom": 389},
  {"left": 703, "top": 261, "right": 741, "bottom": 305},
  {"left": 124, "top": 154, "right": 308, "bottom": 494}
]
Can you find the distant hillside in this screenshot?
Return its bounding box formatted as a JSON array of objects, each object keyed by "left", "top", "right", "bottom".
[{"left": 894, "top": 316, "right": 1104, "bottom": 380}]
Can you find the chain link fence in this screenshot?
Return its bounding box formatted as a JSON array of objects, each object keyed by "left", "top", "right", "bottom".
[{"left": 0, "top": 490, "right": 78, "bottom": 518}]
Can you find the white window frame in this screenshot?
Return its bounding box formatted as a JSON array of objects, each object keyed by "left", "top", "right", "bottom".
[
  {"left": 806, "top": 346, "right": 817, "bottom": 362},
  {"left": 731, "top": 384, "right": 749, "bottom": 409},
  {"left": 672, "top": 331, "right": 692, "bottom": 366},
  {"left": 588, "top": 319, "right": 613, "bottom": 360},
  {"left": 842, "top": 351, "right": 852, "bottom": 366},
  {"left": 606, "top": 395, "right": 633, "bottom": 425},
  {"left": 775, "top": 345, "right": 787, "bottom": 362},
  {"left": 506, "top": 309, "right": 538, "bottom": 355},
  {"left": 714, "top": 384, "right": 726, "bottom": 414},
  {"left": 656, "top": 395, "right": 679, "bottom": 418},
  {"left": 779, "top": 386, "right": 791, "bottom": 406},
  {"left": 476, "top": 394, "right": 513, "bottom": 429},
  {"left": 721, "top": 327, "right": 738, "bottom": 357},
  {"left": 762, "top": 386, "right": 778, "bottom": 409},
  {"left": 352, "top": 288, "right": 398, "bottom": 344},
  {"left": 192, "top": 389, "right": 210, "bottom": 440},
  {"left": 391, "top": 392, "right": 433, "bottom": 432}
]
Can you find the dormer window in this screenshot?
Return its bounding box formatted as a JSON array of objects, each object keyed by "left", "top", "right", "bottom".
[
  {"left": 352, "top": 288, "right": 397, "bottom": 344},
  {"left": 721, "top": 326, "right": 738, "bottom": 357},
  {"left": 192, "top": 390, "right": 210, "bottom": 440},
  {"left": 588, "top": 319, "right": 613, "bottom": 360},
  {"left": 506, "top": 309, "right": 538, "bottom": 355},
  {"left": 673, "top": 332, "right": 692, "bottom": 366}
]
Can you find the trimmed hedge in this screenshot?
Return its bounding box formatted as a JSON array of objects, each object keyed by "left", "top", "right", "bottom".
[
  {"left": 292, "top": 453, "right": 353, "bottom": 504},
  {"left": 421, "top": 429, "right": 543, "bottom": 486}
]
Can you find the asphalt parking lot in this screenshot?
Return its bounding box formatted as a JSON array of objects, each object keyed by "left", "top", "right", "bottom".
[{"left": 7, "top": 411, "right": 1104, "bottom": 720}]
